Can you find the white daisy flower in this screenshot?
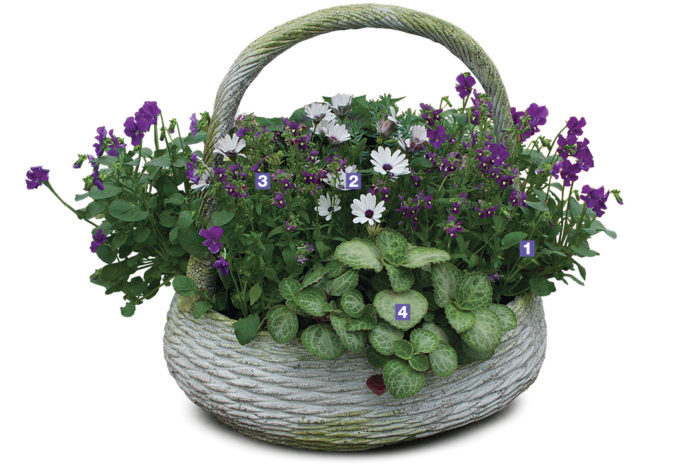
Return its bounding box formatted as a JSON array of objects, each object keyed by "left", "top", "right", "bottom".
[
  {"left": 305, "top": 102, "right": 331, "bottom": 122},
  {"left": 321, "top": 123, "right": 351, "bottom": 144},
  {"left": 330, "top": 93, "right": 353, "bottom": 116},
  {"left": 192, "top": 168, "right": 213, "bottom": 192},
  {"left": 213, "top": 134, "right": 246, "bottom": 158},
  {"left": 314, "top": 113, "right": 338, "bottom": 135},
  {"left": 324, "top": 165, "right": 356, "bottom": 191},
  {"left": 351, "top": 193, "right": 385, "bottom": 226},
  {"left": 370, "top": 146, "right": 410, "bottom": 177},
  {"left": 316, "top": 194, "right": 341, "bottom": 221},
  {"left": 398, "top": 125, "right": 428, "bottom": 153}
]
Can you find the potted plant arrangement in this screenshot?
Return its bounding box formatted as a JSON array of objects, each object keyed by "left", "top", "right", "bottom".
[{"left": 27, "top": 4, "right": 621, "bottom": 451}]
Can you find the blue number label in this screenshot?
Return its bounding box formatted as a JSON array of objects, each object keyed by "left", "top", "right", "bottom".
[
  {"left": 346, "top": 173, "right": 361, "bottom": 190},
  {"left": 255, "top": 173, "right": 270, "bottom": 190},
  {"left": 519, "top": 240, "right": 535, "bottom": 257},
  {"left": 395, "top": 304, "right": 410, "bottom": 321}
]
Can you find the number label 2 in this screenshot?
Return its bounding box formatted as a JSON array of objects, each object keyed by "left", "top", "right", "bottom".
[
  {"left": 255, "top": 173, "right": 270, "bottom": 190},
  {"left": 395, "top": 304, "right": 410, "bottom": 321},
  {"left": 345, "top": 173, "right": 361, "bottom": 190}
]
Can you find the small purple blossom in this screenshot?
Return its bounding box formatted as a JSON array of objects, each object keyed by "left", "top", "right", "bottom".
[
  {"left": 450, "top": 202, "right": 461, "bottom": 215},
  {"left": 90, "top": 229, "right": 107, "bottom": 253},
  {"left": 580, "top": 185, "right": 610, "bottom": 217},
  {"left": 566, "top": 116, "right": 586, "bottom": 136},
  {"left": 213, "top": 255, "right": 230, "bottom": 276},
  {"left": 123, "top": 101, "right": 161, "bottom": 147},
  {"left": 199, "top": 225, "right": 224, "bottom": 254},
  {"left": 444, "top": 214, "right": 464, "bottom": 238},
  {"left": 296, "top": 255, "right": 308, "bottom": 264},
  {"left": 285, "top": 220, "right": 297, "bottom": 232},
  {"left": 476, "top": 202, "right": 500, "bottom": 218},
  {"left": 456, "top": 72, "right": 477, "bottom": 99},
  {"left": 512, "top": 103, "right": 548, "bottom": 140},
  {"left": 185, "top": 154, "right": 200, "bottom": 184},
  {"left": 272, "top": 192, "right": 286, "bottom": 208},
  {"left": 488, "top": 273, "right": 501, "bottom": 283},
  {"left": 93, "top": 127, "right": 108, "bottom": 156},
  {"left": 26, "top": 166, "right": 49, "bottom": 189},
  {"left": 420, "top": 103, "right": 443, "bottom": 126},
  {"left": 427, "top": 125, "right": 448, "bottom": 149},
  {"left": 189, "top": 113, "right": 198, "bottom": 136},
  {"left": 509, "top": 189, "right": 527, "bottom": 207}
]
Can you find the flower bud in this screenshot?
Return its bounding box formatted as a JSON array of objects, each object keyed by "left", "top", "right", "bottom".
[{"left": 376, "top": 118, "right": 396, "bottom": 137}]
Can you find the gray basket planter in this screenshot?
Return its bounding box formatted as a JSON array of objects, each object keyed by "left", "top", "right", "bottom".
[{"left": 163, "top": 293, "right": 546, "bottom": 451}]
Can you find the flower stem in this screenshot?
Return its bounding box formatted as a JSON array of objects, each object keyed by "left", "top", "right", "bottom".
[{"left": 44, "top": 182, "right": 98, "bottom": 228}]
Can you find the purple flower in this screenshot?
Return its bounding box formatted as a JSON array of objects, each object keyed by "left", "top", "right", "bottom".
[
  {"left": 213, "top": 255, "right": 230, "bottom": 276},
  {"left": 93, "top": 126, "right": 108, "bottom": 156},
  {"left": 420, "top": 103, "right": 443, "bottom": 126},
  {"left": 427, "top": 125, "right": 448, "bottom": 149},
  {"left": 189, "top": 113, "right": 198, "bottom": 136},
  {"left": 559, "top": 159, "right": 581, "bottom": 186},
  {"left": 285, "top": 220, "right": 297, "bottom": 232},
  {"left": 296, "top": 255, "right": 308, "bottom": 264},
  {"left": 512, "top": 103, "right": 548, "bottom": 140},
  {"left": 123, "top": 101, "right": 161, "bottom": 147},
  {"left": 272, "top": 192, "right": 286, "bottom": 208},
  {"left": 575, "top": 138, "right": 594, "bottom": 171},
  {"left": 470, "top": 92, "right": 491, "bottom": 125},
  {"left": 304, "top": 243, "right": 315, "bottom": 253},
  {"left": 26, "top": 166, "right": 49, "bottom": 189},
  {"left": 444, "top": 214, "right": 464, "bottom": 238},
  {"left": 185, "top": 154, "right": 200, "bottom": 184},
  {"left": 199, "top": 225, "right": 224, "bottom": 254},
  {"left": 476, "top": 202, "right": 500, "bottom": 218},
  {"left": 106, "top": 129, "right": 125, "bottom": 157},
  {"left": 90, "top": 229, "right": 107, "bottom": 253},
  {"left": 488, "top": 273, "right": 501, "bottom": 283},
  {"left": 456, "top": 72, "right": 476, "bottom": 99},
  {"left": 395, "top": 191, "right": 433, "bottom": 230},
  {"left": 509, "top": 189, "right": 527, "bottom": 207},
  {"left": 580, "top": 185, "right": 610, "bottom": 217},
  {"left": 450, "top": 202, "right": 461, "bottom": 215},
  {"left": 566, "top": 116, "right": 586, "bottom": 137}
]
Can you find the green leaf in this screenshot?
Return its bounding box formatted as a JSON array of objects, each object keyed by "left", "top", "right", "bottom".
[
  {"left": 455, "top": 272, "right": 492, "bottom": 310},
  {"left": 401, "top": 247, "right": 450, "bottom": 269},
  {"left": 89, "top": 182, "right": 122, "bottom": 200},
  {"left": 374, "top": 289, "right": 428, "bottom": 331},
  {"left": 108, "top": 199, "right": 148, "bottom": 222},
  {"left": 211, "top": 210, "right": 235, "bottom": 227},
  {"left": 382, "top": 359, "right": 424, "bottom": 399},
  {"left": 326, "top": 269, "right": 359, "bottom": 296},
  {"left": 120, "top": 302, "right": 136, "bottom": 317},
  {"left": 334, "top": 239, "right": 383, "bottom": 272},
  {"left": 301, "top": 265, "right": 327, "bottom": 288},
  {"left": 529, "top": 277, "right": 556, "bottom": 296},
  {"left": 570, "top": 241, "right": 599, "bottom": 257},
  {"left": 408, "top": 353, "right": 430, "bottom": 372},
  {"left": 177, "top": 225, "right": 209, "bottom": 259},
  {"left": 192, "top": 301, "right": 212, "bottom": 319},
  {"left": 429, "top": 342, "right": 459, "bottom": 377},
  {"left": 410, "top": 328, "right": 440, "bottom": 353},
  {"left": 501, "top": 231, "right": 528, "bottom": 249},
  {"left": 526, "top": 200, "right": 549, "bottom": 212},
  {"left": 249, "top": 283, "right": 262, "bottom": 306},
  {"left": 410, "top": 157, "right": 434, "bottom": 169},
  {"left": 145, "top": 155, "right": 171, "bottom": 168},
  {"left": 177, "top": 211, "right": 194, "bottom": 229},
  {"left": 431, "top": 262, "right": 461, "bottom": 307},
  {"left": 367, "top": 346, "right": 391, "bottom": 369},
  {"left": 421, "top": 322, "right": 450, "bottom": 343},
  {"left": 233, "top": 314, "right": 260, "bottom": 345},
  {"left": 330, "top": 314, "right": 367, "bottom": 353},
  {"left": 340, "top": 289, "right": 364, "bottom": 318},
  {"left": 279, "top": 277, "right": 301, "bottom": 300},
  {"left": 377, "top": 229, "right": 408, "bottom": 264},
  {"left": 384, "top": 264, "right": 414, "bottom": 292},
  {"left": 267, "top": 306, "right": 299, "bottom": 344},
  {"left": 462, "top": 309, "right": 502, "bottom": 354},
  {"left": 96, "top": 244, "right": 116, "bottom": 264},
  {"left": 392, "top": 340, "right": 414, "bottom": 360},
  {"left": 133, "top": 227, "right": 151, "bottom": 243},
  {"left": 488, "top": 304, "right": 517, "bottom": 331},
  {"left": 324, "top": 260, "right": 347, "bottom": 279},
  {"left": 165, "top": 193, "right": 185, "bottom": 206},
  {"left": 173, "top": 275, "right": 196, "bottom": 296},
  {"left": 368, "top": 322, "right": 404, "bottom": 356},
  {"left": 159, "top": 210, "right": 178, "bottom": 228},
  {"left": 445, "top": 302, "right": 476, "bottom": 333},
  {"left": 301, "top": 324, "right": 346, "bottom": 360},
  {"left": 294, "top": 287, "right": 327, "bottom": 317}
]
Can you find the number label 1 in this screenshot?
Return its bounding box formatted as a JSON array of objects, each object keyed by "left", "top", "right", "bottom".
[
  {"left": 345, "top": 172, "right": 361, "bottom": 190},
  {"left": 395, "top": 304, "right": 410, "bottom": 321},
  {"left": 519, "top": 240, "right": 535, "bottom": 257},
  {"left": 255, "top": 173, "right": 270, "bottom": 190}
]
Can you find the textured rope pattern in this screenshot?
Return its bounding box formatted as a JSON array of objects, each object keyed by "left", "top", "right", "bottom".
[
  {"left": 164, "top": 293, "right": 546, "bottom": 451},
  {"left": 188, "top": 3, "right": 514, "bottom": 291}
]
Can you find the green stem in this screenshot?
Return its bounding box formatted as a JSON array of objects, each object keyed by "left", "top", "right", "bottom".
[{"left": 44, "top": 182, "right": 98, "bottom": 228}]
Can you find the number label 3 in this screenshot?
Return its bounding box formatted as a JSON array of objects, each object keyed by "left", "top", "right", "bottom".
[
  {"left": 255, "top": 173, "right": 270, "bottom": 190},
  {"left": 395, "top": 304, "right": 410, "bottom": 321}
]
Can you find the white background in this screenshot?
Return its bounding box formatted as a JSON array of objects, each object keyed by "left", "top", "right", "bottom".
[{"left": 2, "top": 0, "right": 699, "bottom": 465}]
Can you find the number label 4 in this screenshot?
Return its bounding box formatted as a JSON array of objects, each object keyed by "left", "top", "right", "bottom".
[{"left": 395, "top": 304, "right": 410, "bottom": 321}]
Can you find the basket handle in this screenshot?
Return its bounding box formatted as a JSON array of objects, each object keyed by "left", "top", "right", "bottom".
[
  {"left": 204, "top": 3, "right": 512, "bottom": 164},
  {"left": 187, "top": 4, "right": 514, "bottom": 296}
]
